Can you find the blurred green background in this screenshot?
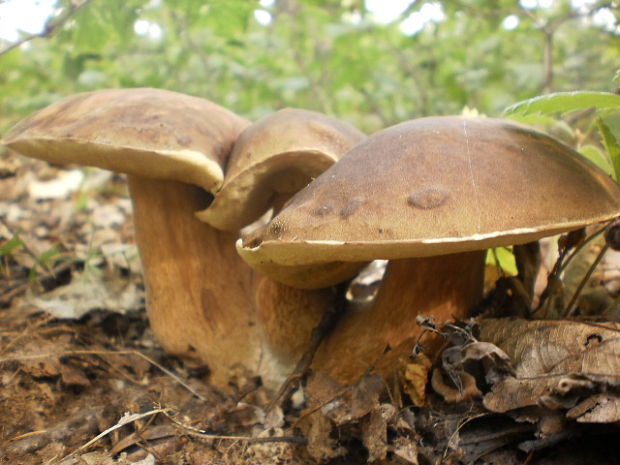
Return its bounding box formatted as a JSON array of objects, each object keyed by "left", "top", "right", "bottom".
[{"left": 0, "top": 0, "right": 618, "bottom": 134}]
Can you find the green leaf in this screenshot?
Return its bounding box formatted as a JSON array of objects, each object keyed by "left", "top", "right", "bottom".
[
  {"left": 506, "top": 113, "right": 574, "bottom": 140},
  {"left": 579, "top": 144, "right": 615, "bottom": 179},
  {"left": 36, "top": 247, "right": 60, "bottom": 268},
  {"left": 72, "top": 7, "right": 110, "bottom": 53},
  {"left": 503, "top": 91, "right": 620, "bottom": 116},
  {"left": 485, "top": 247, "right": 518, "bottom": 276},
  {"left": 0, "top": 234, "right": 23, "bottom": 258},
  {"left": 602, "top": 112, "right": 620, "bottom": 143},
  {"left": 598, "top": 117, "right": 620, "bottom": 180},
  {"left": 27, "top": 246, "right": 60, "bottom": 281},
  {"left": 506, "top": 113, "right": 564, "bottom": 126}
]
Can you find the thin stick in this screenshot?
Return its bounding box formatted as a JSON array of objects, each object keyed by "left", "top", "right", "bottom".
[
  {"left": 0, "top": 348, "right": 208, "bottom": 402},
  {"left": 266, "top": 282, "right": 349, "bottom": 413},
  {"left": 535, "top": 224, "right": 609, "bottom": 316},
  {"left": 564, "top": 243, "right": 609, "bottom": 317},
  {"left": 0, "top": 0, "right": 95, "bottom": 56},
  {"left": 559, "top": 225, "right": 607, "bottom": 274},
  {"left": 55, "top": 407, "right": 169, "bottom": 463},
  {"left": 161, "top": 410, "right": 307, "bottom": 445},
  {"left": 535, "top": 249, "right": 568, "bottom": 316}
]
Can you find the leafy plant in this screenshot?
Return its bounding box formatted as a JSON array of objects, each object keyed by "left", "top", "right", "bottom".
[
  {"left": 0, "top": 230, "right": 62, "bottom": 281},
  {"left": 486, "top": 247, "right": 518, "bottom": 276},
  {"left": 0, "top": 1, "right": 618, "bottom": 134},
  {"left": 28, "top": 246, "right": 62, "bottom": 281},
  {"left": 0, "top": 233, "right": 24, "bottom": 275},
  {"left": 504, "top": 89, "right": 620, "bottom": 181}
]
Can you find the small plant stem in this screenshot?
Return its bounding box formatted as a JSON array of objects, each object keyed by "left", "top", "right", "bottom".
[{"left": 564, "top": 243, "right": 609, "bottom": 317}]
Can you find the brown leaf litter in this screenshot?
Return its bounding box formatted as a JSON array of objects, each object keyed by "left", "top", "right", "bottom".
[{"left": 4, "top": 156, "right": 620, "bottom": 464}]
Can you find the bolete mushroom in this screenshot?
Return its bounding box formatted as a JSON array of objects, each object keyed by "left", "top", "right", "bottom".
[
  {"left": 3, "top": 89, "right": 373, "bottom": 389},
  {"left": 198, "top": 108, "right": 366, "bottom": 232},
  {"left": 199, "top": 108, "right": 366, "bottom": 372},
  {"left": 1, "top": 88, "right": 278, "bottom": 389},
  {"left": 238, "top": 116, "right": 620, "bottom": 384}
]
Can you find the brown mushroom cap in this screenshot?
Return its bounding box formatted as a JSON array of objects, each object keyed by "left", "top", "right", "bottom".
[
  {"left": 196, "top": 108, "right": 365, "bottom": 230},
  {"left": 1, "top": 88, "right": 268, "bottom": 390},
  {"left": 239, "top": 116, "right": 620, "bottom": 272},
  {"left": 2, "top": 88, "right": 249, "bottom": 192}
]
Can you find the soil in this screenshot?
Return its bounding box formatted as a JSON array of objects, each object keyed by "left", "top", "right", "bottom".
[{"left": 2, "top": 154, "right": 620, "bottom": 465}]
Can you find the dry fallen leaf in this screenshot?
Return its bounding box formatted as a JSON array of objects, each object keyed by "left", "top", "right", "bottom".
[
  {"left": 303, "top": 410, "right": 345, "bottom": 462},
  {"left": 362, "top": 403, "right": 396, "bottom": 462},
  {"left": 28, "top": 169, "right": 84, "bottom": 200},
  {"left": 566, "top": 393, "right": 620, "bottom": 423},
  {"left": 431, "top": 367, "right": 481, "bottom": 404},
  {"left": 401, "top": 352, "right": 432, "bottom": 406},
  {"left": 392, "top": 436, "right": 419, "bottom": 464},
  {"left": 479, "top": 318, "right": 620, "bottom": 423},
  {"left": 26, "top": 268, "right": 143, "bottom": 319}
]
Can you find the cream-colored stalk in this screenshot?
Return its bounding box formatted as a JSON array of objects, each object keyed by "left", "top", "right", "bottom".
[{"left": 313, "top": 252, "right": 485, "bottom": 384}]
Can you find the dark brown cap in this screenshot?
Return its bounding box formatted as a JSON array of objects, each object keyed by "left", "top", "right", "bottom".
[{"left": 239, "top": 116, "right": 620, "bottom": 285}]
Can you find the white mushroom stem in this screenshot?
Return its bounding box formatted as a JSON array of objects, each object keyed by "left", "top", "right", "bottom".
[
  {"left": 312, "top": 250, "right": 486, "bottom": 384},
  {"left": 128, "top": 175, "right": 333, "bottom": 389}
]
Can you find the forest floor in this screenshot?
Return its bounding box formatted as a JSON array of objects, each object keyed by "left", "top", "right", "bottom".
[{"left": 2, "top": 154, "right": 620, "bottom": 465}]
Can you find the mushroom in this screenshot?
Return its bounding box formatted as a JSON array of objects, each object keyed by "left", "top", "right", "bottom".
[
  {"left": 1, "top": 88, "right": 276, "bottom": 389},
  {"left": 198, "top": 108, "right": 366, "bottom": 371},
  {"left": 237, "top": 116, "right": 620, "bottom": 384},
  {"left": 3, "top": 89, "right": 373, "bottom": 389},
  {"left": 201, "top": 107, "right": 367, "bottom": 288},
  {"left": 197, "top": 108, "right": 366, "bottom": 231}
]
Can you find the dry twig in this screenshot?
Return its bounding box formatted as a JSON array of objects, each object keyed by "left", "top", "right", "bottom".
[
  {"left": 161, "top": 409, "right": 308, "bottom": 445},
  {"left": 0, "top": 348, "right": 209, "bottom": 402},
  {"left": 55, "top": 407, "right": 170, "bottom": 463},
  {"left": 0, "top": 0, "right": 95, "bottom": 56},
  {"left": 267, "top": 282, "right": 349, "bottom": 413}
]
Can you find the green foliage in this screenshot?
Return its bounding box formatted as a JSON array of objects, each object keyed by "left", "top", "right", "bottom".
[
  {"left": 0, "top": 233, "right": 24, "bottom": 273},
  {"left": 0, "top": 0, "right": 618, "bottom": 135},
  {"left": 0, "top": 231, "right": 60, "bottom": 281},
  {"left": 504, "top": 92, "right": 620, "bottom": 117},
  {"left": 504, "top": 89, "right": 620, "bottom": 181},
  {"left": 28, "top": 246, "right": 61, "bottom": 281},
  {"left": 486, "top": 247, "right": 518, "bottom": 276},
  {"left": 579, "top": 144, "right": 615, "bottom": 179},
  {"left": 599, "top": 117, "right": 620, "bottom": 180}
]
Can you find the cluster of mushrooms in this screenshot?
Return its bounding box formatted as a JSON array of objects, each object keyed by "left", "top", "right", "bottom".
[{"left": 3, "top": 88, "right": 620, "bottom": 392}]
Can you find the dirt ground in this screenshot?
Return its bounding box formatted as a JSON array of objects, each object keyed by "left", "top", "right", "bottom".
[{"left": 2, "top": 154, "right": 620, "bottom": 465}]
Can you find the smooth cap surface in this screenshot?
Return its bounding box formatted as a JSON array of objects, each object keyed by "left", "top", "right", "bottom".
[
  {"left": 197, "top": 108, "right": 365, "bottom": 230},
  {"left": 239, "top": 116, "right": 620, "bottom": 270},
  {"left": 2, "top": 88, "right": 250, "bottom": 192}
]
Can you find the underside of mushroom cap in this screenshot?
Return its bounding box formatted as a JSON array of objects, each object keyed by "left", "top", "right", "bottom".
[
  {"left": 2, "top": 88, "right": 250, "bottom": 192},
  {"left": 239, "top": 116, "right": 620, "bottom": 271},
  {"left": 235, "top": 255, "right": 366, "bottom": 289},
  {"left": 197, "top": 108, "right": 365, "bottom": 231}
]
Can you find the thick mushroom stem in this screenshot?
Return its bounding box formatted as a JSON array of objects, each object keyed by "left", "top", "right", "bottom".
[
  {"left": 312, "top": 250, "right": 486, "bottom": 384},
  {"left": 127, "top": 176, "right": 272, "bottom": 389},
  {"left": 128, "top": 175, "right": 333, "bottom": 389},
  {"left": 254, "top": 276, "right": 334, "bottom": 369}
]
